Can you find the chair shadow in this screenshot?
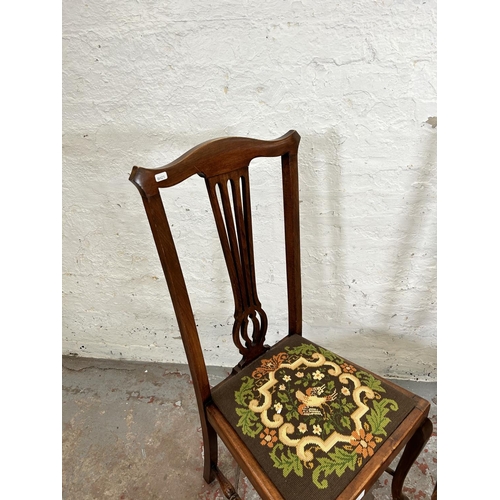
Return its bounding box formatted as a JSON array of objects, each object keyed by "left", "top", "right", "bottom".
[{"left": 298, "top": 128, "right": 436, "bottom": 379}]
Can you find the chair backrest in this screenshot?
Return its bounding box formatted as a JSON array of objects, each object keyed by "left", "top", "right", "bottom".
[{"left": 129, "top": 130, "right": 302, "bottom": 408}]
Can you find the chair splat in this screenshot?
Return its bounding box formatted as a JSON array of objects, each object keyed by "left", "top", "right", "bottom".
[{"left": 206, "top": 167, "right": 268, "bottom": 368}]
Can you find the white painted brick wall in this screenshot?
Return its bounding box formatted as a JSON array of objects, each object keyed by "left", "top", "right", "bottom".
[{"left": 62, "top": 0, "right": 436, "bottom": 380}]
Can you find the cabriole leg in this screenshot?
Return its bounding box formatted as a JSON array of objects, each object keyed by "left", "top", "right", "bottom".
[
  {"left": 391, "top": 417, "right": 433, "bottom": 500},
  {"left": 213, "top": 465, "right": 241, "bottom": 500}
]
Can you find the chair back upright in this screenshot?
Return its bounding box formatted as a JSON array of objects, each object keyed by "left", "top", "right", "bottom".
[{"left": 129, "top": 130, "right": 302, "bottom": 410}]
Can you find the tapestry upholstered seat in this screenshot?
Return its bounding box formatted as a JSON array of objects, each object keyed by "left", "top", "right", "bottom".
[
  {"left": 211, "top": 335, "right": 417, "bottom": 500},
  {"left": 129, "top": 131, "right": 433, "bottom": 500}
]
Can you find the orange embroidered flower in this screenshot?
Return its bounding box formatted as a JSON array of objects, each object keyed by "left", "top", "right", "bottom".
[
  {"left": 260, "top": 428, "right": 278, "bottom": 448},
  {"left": 350, "top": 428, "right": 376, "bottom": 458},
  {"left": 341, "top": 363, "right": 356, "bottom": 374},
  {"left": 252, "top": 353, "right": 288, "bottom": 379}
]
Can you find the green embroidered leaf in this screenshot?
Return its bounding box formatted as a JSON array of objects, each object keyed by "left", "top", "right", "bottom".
[
  {"left": 340, "top": 415, "right": 351, "bottom": 429},
  {"left": 270, "top": 443, "right": 304, "bottom": 478},
  {"left": 366, "top": 398, "right": 399, "bottom": 436},
  {"left": 285, "top": 409, "right": 299, "bottom": 421},
  {"left": 355, "top": 371, "right": 386, "bottom": 393},
  {"left": 312, "top": 448, "right": 357, "bottom": 489},
  {"left": 284, "top": 343, "right": 344, "bottom": 364},
  {"left": 318, "top": 347, "right": 334, "bottom": 361},
  {"left": 234, "top": 376, "right": 255, "bottom": 406},
  {"left": 331, "top": 448, "right": 357, "bottom": 476},
  {"left": 285, "top": 343, "right": 317, "bottom": 357},
  {"left": 342, "top": 401, "right": 355, "bottom": 413},
  {"left": 319, "top": 347, "right": 344, "bottom": 364},
  {"left": 235, "top": 407, "right": 263, "bottom": 438},
  {"left": 277, "top": 392, "right": 289, "bottom": 403},
  {"left": 324, "top": 420, "right": 335, "bottom": 434},
  {"left": 312, "top": 460, "right": 333, "bottom": 489}
]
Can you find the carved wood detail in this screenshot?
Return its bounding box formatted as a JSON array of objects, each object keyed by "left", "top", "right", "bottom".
[
  {"left": 213, "top": 465, "right": 242, "bottom": 500},
  {"left": 206, "top": 167, "right": 268, "bottom": 368}
]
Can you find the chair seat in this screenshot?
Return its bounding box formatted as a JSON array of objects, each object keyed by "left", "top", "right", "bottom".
[{"left": 211, "top": 335, "right": 417, "bottom": 500}]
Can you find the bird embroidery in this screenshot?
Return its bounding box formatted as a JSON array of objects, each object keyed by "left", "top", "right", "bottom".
[{"left": 296, "top": 384, "right": 338, "bottom": 416}]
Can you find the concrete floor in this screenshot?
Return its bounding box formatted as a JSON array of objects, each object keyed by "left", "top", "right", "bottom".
[{"left": 62, "top": 356, "right": 437, "bottom": 500}]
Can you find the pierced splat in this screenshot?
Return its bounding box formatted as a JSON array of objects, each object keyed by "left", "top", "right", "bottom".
[{"left": 206, "top": 167, "right": 269, "bottom": 368}]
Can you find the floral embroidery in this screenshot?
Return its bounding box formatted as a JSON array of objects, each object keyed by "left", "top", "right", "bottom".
[
  {"left": 260, "top": 428, "right": 278, "bottom": 448},
  {"left": 350, "top": 428, "right": 376, "bottom": 458},
  {"left": 313, "top": 424, "right": 322, "bottom": 435},
  {"left": 234, "top": 342, "right": 401, "bottom": 490},
  {"left": 340, "top": 363, "right": 356, "bottom": 374},
  {"left": 252, "top": 353, "right": 288, "bottom": 379}
]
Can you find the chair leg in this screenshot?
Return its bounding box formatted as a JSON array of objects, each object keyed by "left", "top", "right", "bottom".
[
  {"left": 202, "top": 419, "right": 218, "bottom": 484},
  {"left": 391, "top": 417, "right": 433, "bottom": 500},
  {"left": 431, "top": 482, "right": 437, "bottom": 500},
  {"left": 213, "top": 464, "right": 242, "bottom": 500}
]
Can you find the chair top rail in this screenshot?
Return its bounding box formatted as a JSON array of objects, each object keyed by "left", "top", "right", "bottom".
[{"left": 129, "top": 130, "right": 300, "bottom": 198}]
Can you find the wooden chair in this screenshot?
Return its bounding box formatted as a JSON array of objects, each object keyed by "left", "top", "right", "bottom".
[{"left": 129, "top": 130, "right": 433, "bottom": 500}]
